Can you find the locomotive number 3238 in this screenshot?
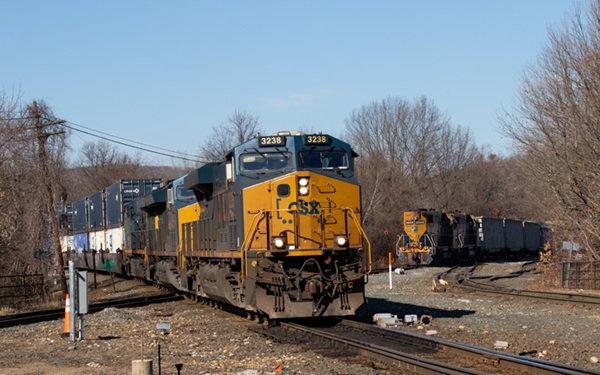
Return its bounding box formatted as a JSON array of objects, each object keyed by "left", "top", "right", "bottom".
[
  {"left": 305, "top": 135, "right": 330, "bottom": 145},
  {"left": 259, "top": 136, "right": 285, "bottom": 146}
]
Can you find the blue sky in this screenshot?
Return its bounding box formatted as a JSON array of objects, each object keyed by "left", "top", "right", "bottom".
[{"left": 1, "top": 1, "right": 577, "bottom": 164}]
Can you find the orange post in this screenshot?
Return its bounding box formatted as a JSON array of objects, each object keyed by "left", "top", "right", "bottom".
[{"left": 63, "top": 294, "right": 70, "bottom": 334}]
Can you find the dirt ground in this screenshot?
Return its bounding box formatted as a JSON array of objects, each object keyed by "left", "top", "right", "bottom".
[{"left": 0, "top": 263, "right": 599, "bottom": 374}]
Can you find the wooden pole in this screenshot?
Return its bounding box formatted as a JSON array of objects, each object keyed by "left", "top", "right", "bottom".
[{"left": 32, "top": 101, "right": 68, "bottom": 298}]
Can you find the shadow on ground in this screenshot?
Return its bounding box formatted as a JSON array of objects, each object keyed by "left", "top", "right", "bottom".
[{"left": 353, "top": 297, "right": 476, "bottom": 323}]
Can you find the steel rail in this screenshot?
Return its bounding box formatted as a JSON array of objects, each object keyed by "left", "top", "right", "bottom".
[
  {"left": 0, "top": 293, "right": 182, "bottom": 328},
  {"left": 436, "top": 262, "right": 600, "bottom": 307},
  {"left": 281, "top": 321, "right": 486, "bottom": 375},
  {"left": 338, "top": 319, "right": 599, "bottom": 375},
  {"left": 273, "top": 318, "right": 600, "bottom": 375},
  {"left": 458, "top": 278, "right": 600, "bottom": 307},
  {"left": 450, "top": 262, "right": 600, "bottom": 308}
]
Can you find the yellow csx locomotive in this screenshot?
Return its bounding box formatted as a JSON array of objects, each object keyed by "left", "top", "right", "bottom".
[{"left": 68, "top": 131, "right": 372, "bottom": 319}]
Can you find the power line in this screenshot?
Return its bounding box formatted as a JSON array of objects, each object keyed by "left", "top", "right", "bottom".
[
  {"left": 62, "top": 122, "right": 206, "bottom": 164},
  {"left": 3, "top": 114, "right": 207, "bottom": 163},
  {"left": 64, "top": 120, "right": 202, "bottom": 159}
]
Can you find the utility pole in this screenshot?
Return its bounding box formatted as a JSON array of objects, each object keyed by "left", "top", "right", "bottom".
[{"left": 32, "top": 101, "right": 68, "bottom": 298}]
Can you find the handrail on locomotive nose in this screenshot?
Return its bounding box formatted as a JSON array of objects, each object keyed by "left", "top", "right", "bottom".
[
  {"left": 343, "top": 207, "right": 372, "bottom": 274},
  {"left": 240, "top": 210, "right": 266, "bottom": 281}
]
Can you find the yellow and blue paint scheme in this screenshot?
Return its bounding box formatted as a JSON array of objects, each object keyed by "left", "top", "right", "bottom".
[
  {"left": 68, "top": 132, "right": 371, "bottom": 320},
  {"left": 397, "top": 211, "right": 434, "bottom": 266},
  {"left": 242, "top": 171, "right": 364, "bottom": 254}
]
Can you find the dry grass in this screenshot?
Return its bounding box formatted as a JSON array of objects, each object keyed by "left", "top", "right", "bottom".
[{"left": 0, "top": 293, "right": 63, "bottom": 316}]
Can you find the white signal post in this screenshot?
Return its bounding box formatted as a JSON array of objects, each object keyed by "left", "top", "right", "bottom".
[
  {"left": 388, "top": 252, "right": 393, "bottom": 289},
  {"left": 69, "top": 261, "right": 76, "bottom": 341}
]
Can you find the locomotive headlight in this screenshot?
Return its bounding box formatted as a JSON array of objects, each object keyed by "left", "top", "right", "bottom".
[
  {"left": 272, "top": 236, "right": 287, "bottom": 249},
  {"left": 334, "top": 234, "right": 349, "bottom": 248},
  {"left": 298, "top": 177, "right": 310, "bottom": 196}
]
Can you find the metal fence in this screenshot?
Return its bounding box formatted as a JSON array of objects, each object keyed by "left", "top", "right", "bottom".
[
  {"left": 0, "top": 273, "right": 45, "bottom": 302},
  {"left": 562, "top": 261, "right": 600, "bottom": 290}
]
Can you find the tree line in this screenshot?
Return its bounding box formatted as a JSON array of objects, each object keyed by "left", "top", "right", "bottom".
[{"left": 0, "top": 0, "right": 598, "bottom": 286}]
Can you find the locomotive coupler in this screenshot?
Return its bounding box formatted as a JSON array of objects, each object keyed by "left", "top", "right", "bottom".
[{"left": 305, "top": 279, "right": 324, "bottom": 295}]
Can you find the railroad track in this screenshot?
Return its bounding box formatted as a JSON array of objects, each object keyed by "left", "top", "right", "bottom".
[
  {"left": 0, "top": 293, "right": 183, "bottom": 328},
  {"left": 256, "top": 319, "right": 599, "bottom": 375},
  {"left": 447, "top": 263, "right": 600, "bottom": 308}
]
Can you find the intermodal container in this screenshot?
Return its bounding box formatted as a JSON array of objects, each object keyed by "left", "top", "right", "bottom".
[
  {"left": 105, "top": 179, "right": 162, "bottom": 228},
  {"left": 72, "top": 199, "right": 87, "bottom": 234},
  {"left": 88, "top": 191, "right": 105, "bottom": 231}
]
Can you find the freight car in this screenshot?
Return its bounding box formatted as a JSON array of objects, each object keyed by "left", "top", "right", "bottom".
[
  {"left": 396, "top": 209, "right": 545, "bottom": 266},
  {"left": 62, "top": 131, "right": 372, "bottom": 320},
  {"left": 62, "top": 179, "right": 162, "bottom": 255}
]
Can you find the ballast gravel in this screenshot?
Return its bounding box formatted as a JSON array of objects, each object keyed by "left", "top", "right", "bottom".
[{"left": 0, "top": 261, "right": 598, "bottom": 374}]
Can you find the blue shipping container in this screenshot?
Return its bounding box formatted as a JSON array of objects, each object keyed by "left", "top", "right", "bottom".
[
  {"left": 88, "top": 191, "right": 104, "bottom": 231},
  {"left": 72, "top": 199, "right": 87, "bottom": 234},
  {"left": 105, "top": 179, "right": 162, "bottom": 228}
]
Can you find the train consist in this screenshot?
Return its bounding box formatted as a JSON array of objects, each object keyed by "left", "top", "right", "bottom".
[
  {"left": 64, "top": 179, "right": 163, "bottom": 254},
  {"left": 61, "top": 131, "right": 372, "bottom": 319},
  {"left": 396, "top": 210, "right": 546, "bottom": 266}
]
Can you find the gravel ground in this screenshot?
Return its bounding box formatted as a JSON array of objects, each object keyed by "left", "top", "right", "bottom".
[
  {"left": 361, "top": 262, "right": 600, "bottom": 371},
  {"left": 0, "top": 262, "right": 599, "bottom": 374}
]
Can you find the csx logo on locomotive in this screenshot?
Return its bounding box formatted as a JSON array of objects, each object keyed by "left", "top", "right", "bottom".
[{"left": 276, "top": 198, "right": 321, "bottom": 224}]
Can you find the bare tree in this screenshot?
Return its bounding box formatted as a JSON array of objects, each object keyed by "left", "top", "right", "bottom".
[
  {"left": 351, "top": 155, "right": 408, "bottom": 262},
  {"left": 500, "top": 0, "right": 600, "bottom": 259},
  {"left": 0, "top": 97, "right": 69, "bottom": 296},
  {"left": 345, "top": 96, "right": 482, "bottom": 261},
  {"left": 0, "top": 92, "right": 25, "bottom": 271},
  {"left": 72, "top": 140, "right": 144, "bottom": 198},
  {"left": 199, "top": 109, "right": 263, "bottom": 162},
  {"left": 427, "top": 124, "right": 481, "bottom": 210}
]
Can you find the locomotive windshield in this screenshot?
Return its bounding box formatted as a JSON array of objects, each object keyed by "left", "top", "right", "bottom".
[
  {"left": 240, "top": 152, "right": 291, "bottom": 172},
  {"left": 298, "top": 150, "right": 349, "bottom": 170}
]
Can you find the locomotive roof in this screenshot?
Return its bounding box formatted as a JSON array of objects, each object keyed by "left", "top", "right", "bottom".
[
  {"left": 185, "top": 131, "right": 360, "bottom": 196},
  {"left": 233, "top": 132, "right": 358, "bottom": 156}
]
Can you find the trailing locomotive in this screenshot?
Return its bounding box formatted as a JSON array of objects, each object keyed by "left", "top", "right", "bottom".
[
  {"left": 63, "top": 131, "right": 372, "bottom": 319},
  {"left": 396, "top": 210, "right": 545, "bottom": 266}
]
